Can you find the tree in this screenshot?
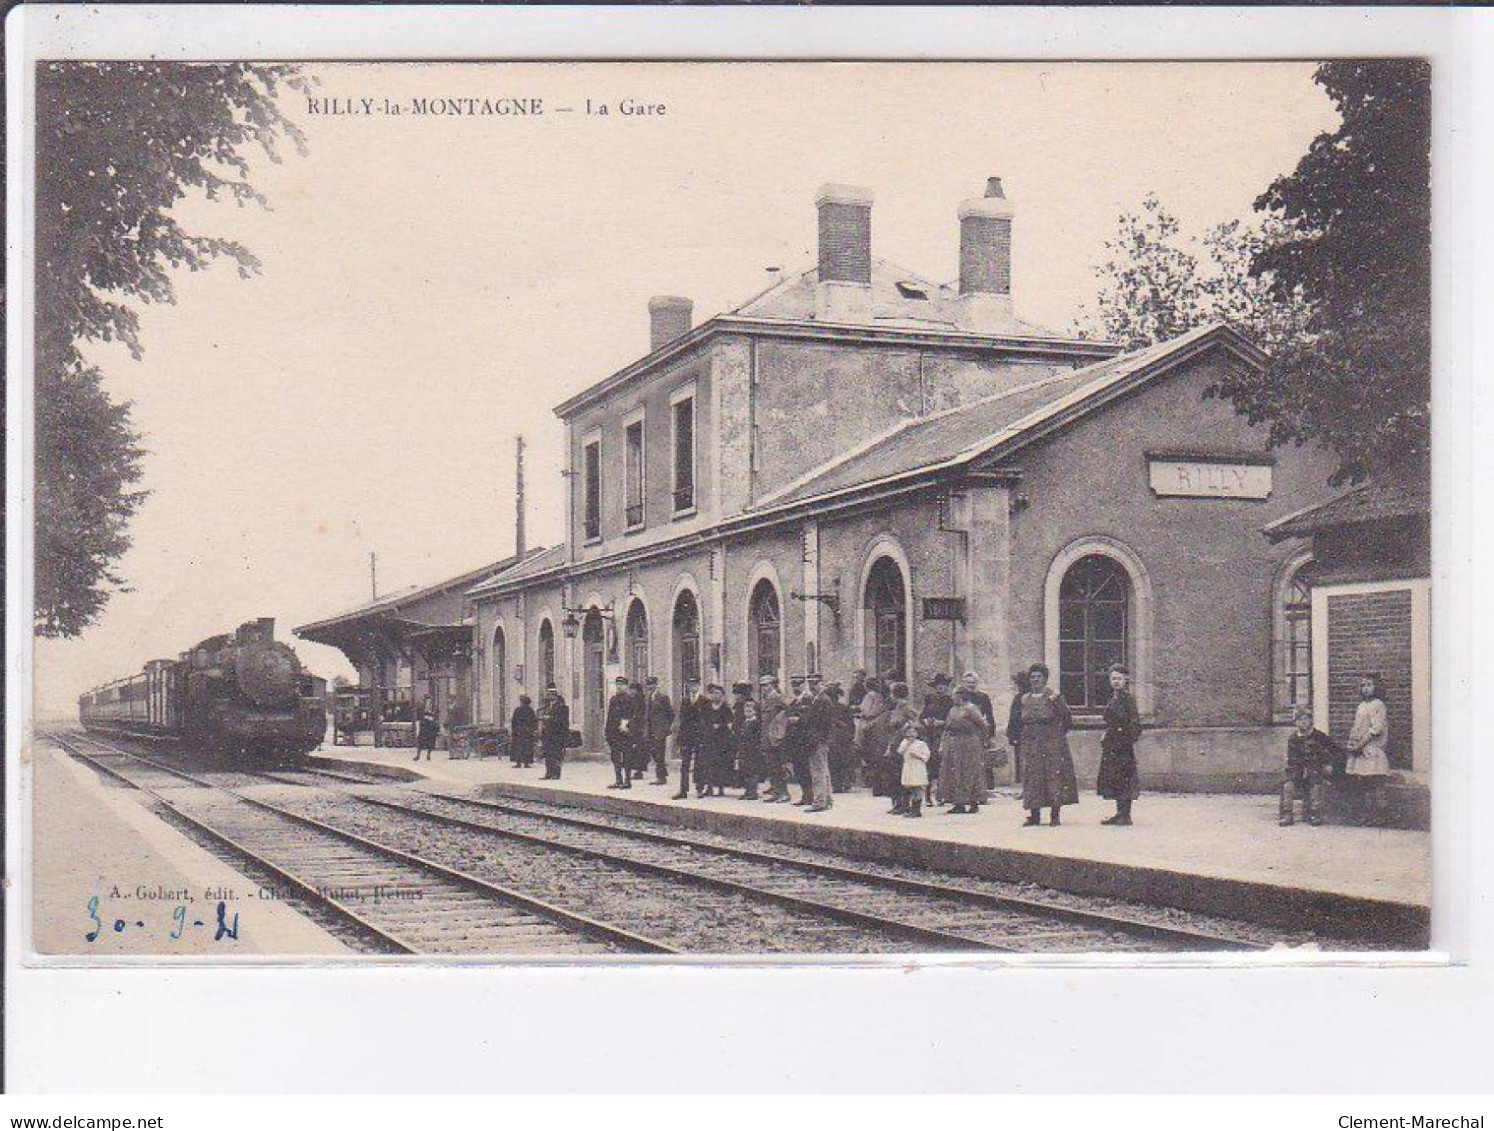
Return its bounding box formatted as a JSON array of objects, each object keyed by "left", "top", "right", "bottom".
[
  {"left": 35, "top": 62, "right": 309, "bottom": 637},
  {"left": 1078, "top": 60, "right": 1430, "bottom": 487},
  {"left": 1075, "top": 195, "right": 1309, "bottom": 358},
  {"left": 1221, "top": 59, "right": 1431, "bottom": 485}
]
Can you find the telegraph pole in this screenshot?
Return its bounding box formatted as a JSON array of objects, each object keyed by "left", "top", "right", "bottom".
[
  {"left": 370, "top": 551, "right": 378, "bottom": 600},
  {"left": 515, "top": 434, "right": 527, "bottom": 558}
]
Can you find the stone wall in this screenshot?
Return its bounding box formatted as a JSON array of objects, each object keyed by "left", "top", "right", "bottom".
[{"left": 1003, "top": 349, "right": 1342, "bottom": 730}]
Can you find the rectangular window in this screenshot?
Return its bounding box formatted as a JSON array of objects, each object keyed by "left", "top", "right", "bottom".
[
  {"left": 583, "top": 439, "right": 601, "bottom": 541},
  {"left": 625, "top": 416, "right": 645, "bottom": 529},
  {"left": 672, "top": 394, "right": 695, "bottom": 513}
]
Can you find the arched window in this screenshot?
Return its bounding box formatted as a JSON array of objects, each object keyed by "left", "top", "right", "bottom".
[
  {"left": 863, "top": 556, "right": 908, "bottom": 681},
  {"left": 671, "top": 590, "right": 701, "bottom": 699},
  {"left": 624, "top": 599, "right": 649, "bottom": 683},
  {"left": 491, "top": 626, "right": 507, "bottom": 725},
  {"left": 537, "top": 619, "right": 556, "bottom": 693},
  {"left": 748, "top": 579, "right": 782, "bottom": 683},
  {"left": 1273, "top": 555, "right": 1314, "bottom": 719},
  {"left": 1058, "top": 554, "right": 1131, "bottom": 710}
]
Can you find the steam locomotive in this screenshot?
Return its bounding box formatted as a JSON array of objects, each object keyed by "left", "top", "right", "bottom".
[{"left": 78, "top": 617, "right": 328, "bottom": 764}]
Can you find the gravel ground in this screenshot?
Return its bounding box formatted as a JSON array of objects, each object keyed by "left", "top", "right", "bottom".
[
  {"left": 412, "top": 788, "right": 1375, "bottom": 951},
  {"left": 266, "top": 789, "right": 936, "bottom": 955},
  {"left": 378, "top": 791, "right": 1181, "bottom": 953}
]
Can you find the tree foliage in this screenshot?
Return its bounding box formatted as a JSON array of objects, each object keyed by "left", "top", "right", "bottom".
[
  {"left": 1078, "top": 61, "right": 1431, "bottom": 486},
  {"left": 1226, "top": 59, "right": 1431, "bottom": 484},
  {"left": 35, "top": 62, "right": 308, "bottom": 637},
  {"left": 1075, "top": 195, "right": 1307, "bottom": 356}
]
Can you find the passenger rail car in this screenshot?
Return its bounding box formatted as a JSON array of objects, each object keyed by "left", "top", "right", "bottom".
[{"left": 79, "top": 617, "right": 327, "bottom": 763}]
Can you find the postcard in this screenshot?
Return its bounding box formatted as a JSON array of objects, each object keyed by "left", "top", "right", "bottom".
[{"left": 19, "top": 55, "right": 1435, "bottom": 964}]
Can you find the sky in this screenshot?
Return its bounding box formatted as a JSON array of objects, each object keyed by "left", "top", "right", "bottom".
[{"left": 31, "top": 60, "right": 1339, "bottom": 719}]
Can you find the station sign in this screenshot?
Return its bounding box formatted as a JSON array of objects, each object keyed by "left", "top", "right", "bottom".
[
  {"left": 1148, "top": 456, "right": 1273, "bottom": 499},
  {"left": 921, "top": 597, "right": 967, "bottom": 622}
]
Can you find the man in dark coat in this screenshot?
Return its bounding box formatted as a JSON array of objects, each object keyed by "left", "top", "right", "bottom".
[
  {"left": 784, "top": 675, "right": 813, "bottom": 806},
  {"left": 509, "top": 694, "right": 538, "bottom": 768},
  {"left": 825, "top": 682, "right": 857, "bottom": 793},
  {"left": 730, "top": 681, "right": 759, "bottom": 797},
  {"left": 605, "top": 675, "right": 637, "bottom": 789},
  {"left": 672, "top": 677, "right": 703, "bottom": 800},
  {"left": 697, "top": 683, "right": 734, "bottom": 797},
  {"left": 961, "top": 670, "right": 998, "bottom": 791},
  {"left": 538, "top": 685, "right": 569, "bottom": 780},
  {"left": 642, "top": 676, "right": 675, "bottom": 785},
  {"left": 1004, "top": 671, "right": 1029, "bottom": 783},
  {"left": 847, "top": 669, "right": 868, "bottom": 712},
  {"left": 732, "top": 683, "right": 763, "bottom": 800},
  {"left": 758, "top": 674, "right": 791, "bottom": 803},
  {"left": 803, "top": 676, "right": 837, "bottom": 811},
  {"left": 626, "top": 681, "right": 651, "bottom": 779},
  {"left": 920, "top": 674, "right": 955, "bottom": 804}
]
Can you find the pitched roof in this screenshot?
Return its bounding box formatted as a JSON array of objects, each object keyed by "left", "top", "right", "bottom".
[
  {"left": 731, "top": 259, "right": 1068, "bottom": 339},
  {"left": 552, "top": 263, "right": 1117, "bottom": 421},
  {"left": 757, "top": 323, "right": 1251, "bottom": 510},
  {"left": 466, "top": 544, "right": 566, "bottom": 598},
  {"left": 1263, "top": 470, "right": 1430, "bottom": 542},
  {"left": 294, "top": 552, "right": 522, "bottom": 636}
]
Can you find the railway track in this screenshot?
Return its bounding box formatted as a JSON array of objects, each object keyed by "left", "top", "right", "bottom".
[
  {"left": 332, "top": 790, "right": 1267, "bottom": 953},
  {"left": 53, "top": 732, "right": 673, "bottom": 957},
  {"left": 56, "top": 730, "right": 1271, "bottom": 954}
]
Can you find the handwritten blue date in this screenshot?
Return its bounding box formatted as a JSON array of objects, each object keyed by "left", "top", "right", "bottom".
[{"left": 86, "top": 895, "right": 240, "bottom": 942}]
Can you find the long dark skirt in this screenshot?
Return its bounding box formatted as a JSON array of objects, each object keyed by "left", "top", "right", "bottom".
[{"left": 1097, "top": 736, "right": 1141, "bottom": 801}]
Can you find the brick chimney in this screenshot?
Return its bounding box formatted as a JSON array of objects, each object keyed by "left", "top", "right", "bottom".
[
  {"left": 648, "top": 295, "right": 693, "bottom": 351},
  {"left": 957, "top": 176, "right": 1016, "bottom": 328},
  {"left": 814, "top": 183, "right": 874, "bottom": 323}
]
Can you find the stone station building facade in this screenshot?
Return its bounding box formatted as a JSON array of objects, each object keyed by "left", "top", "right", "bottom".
[{"left": 462, "top": 180, "right": 1344, "bottom": 790}]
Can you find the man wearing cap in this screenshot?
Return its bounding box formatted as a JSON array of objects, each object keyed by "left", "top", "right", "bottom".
[
  {"left": 671, "top": 676, "right": 702, "bottom": 800},
  {"left": 784, "top": 675, "right": 813, "bottom": 805},
  {"left": 803, "top": 674, "right": 836, "bottom": 811},
  {"left": 731, "top": 681, "right": 762, "bottom": 800},
  {"left": 921, "top": 674, "right": 955, "bottom": 806},
  {"left": 697, "top": 683, "right": 734, "bottom": 797},
  {"left": 961, "top": 671, "right": 997, "bottom": 794},
  {"left": 757, "top": 674, "right": 791, "bottom": 803},
  {"left": 824, "top": 681, "right": 857, "bottom": 793},
  {"left": 642, "top": 675, "right": 675, "bottom": 786},
  {"left": 538, "top": 684, "right": 570, "bottom": 780},
  {"left": 605, "top": 675, "right": 637, "bottom": 790}
]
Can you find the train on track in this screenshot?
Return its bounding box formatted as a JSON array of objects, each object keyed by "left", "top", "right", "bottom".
[{"left": 78, "top": 617, "right": 328, "bottom": 764}]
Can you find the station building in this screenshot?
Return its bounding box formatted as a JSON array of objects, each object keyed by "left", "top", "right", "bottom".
[
  {"left": 296, "top": 554, "right": 519, "bottom": 746},
  {"left": 462, "top": 179, "right": 1346, "bottom": 790}
]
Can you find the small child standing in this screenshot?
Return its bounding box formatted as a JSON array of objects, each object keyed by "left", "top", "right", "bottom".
[
  {"left": 898, "top": 720, "right": 931, "bottom": 818},
  {"left": 1280, "top": 706, "right": 1336, "bottom": 827}
]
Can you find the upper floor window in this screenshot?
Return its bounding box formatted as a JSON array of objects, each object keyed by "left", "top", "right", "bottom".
[
  {"left": 625, "top": 414, "right": 646, "bottom": 529},
  {"left": 671, "top": 389, "right": 696, "bottom": 514},
  {"left": 582, "top": 438, "right": 601, "bottom": 541}
]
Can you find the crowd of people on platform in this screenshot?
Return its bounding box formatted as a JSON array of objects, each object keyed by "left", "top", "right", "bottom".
[
  {"left": 502, "top": 662, "right": 1160, "bottom": 828},
  {"left": 467, "top": 662, "right": 1393, "bottom": 830}
]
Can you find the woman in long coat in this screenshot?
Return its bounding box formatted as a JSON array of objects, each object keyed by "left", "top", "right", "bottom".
[
  {"left": 1018, "top": 663, "right": 1079, "bottom": 826},
  {"left": 1097, "top": 663, "right": 1143, "bottom": 826},
  {"left": 939, "top": 689, "right": 990, "bottom": 814}
]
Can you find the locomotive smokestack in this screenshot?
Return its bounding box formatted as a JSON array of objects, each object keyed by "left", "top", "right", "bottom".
[{"left": 515, "top": 434, "right": 527, "bottom": 559}]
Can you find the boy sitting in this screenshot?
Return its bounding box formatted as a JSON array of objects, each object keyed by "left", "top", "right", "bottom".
[{"left": 1280, "top": 706, "right": 1337, "bottom": 827}]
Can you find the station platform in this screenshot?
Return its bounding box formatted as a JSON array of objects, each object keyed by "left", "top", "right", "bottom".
[
  {"left": 313, "top": 743, "right": 1433, "bottom": 947},
  {"left": 30, "top": 738, "right": 349, "bottom": 958}
]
